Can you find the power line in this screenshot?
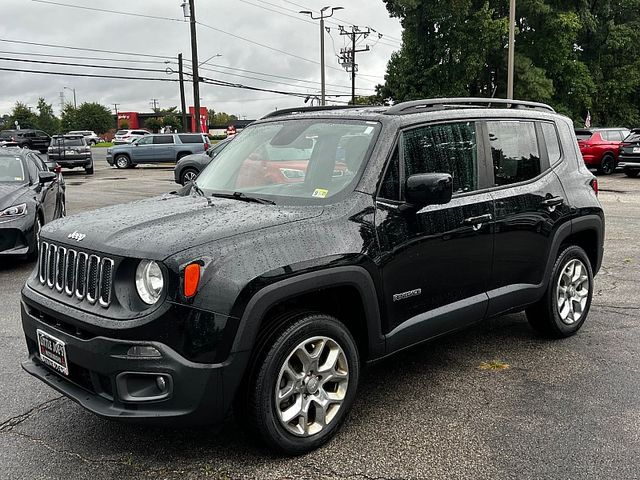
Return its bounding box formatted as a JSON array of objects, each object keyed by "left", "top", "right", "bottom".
[
  {"left": 0, "top": 56, "right": 170, "bottom": 74},
  {"left": 32, "top": 0, "right": 185, "bottom": 23},
  {"left": 0, "top": 50, "right": 176, "bottom": 66},
  {"left": 0, "top": 66, "right": 178, "bottom": 82}
]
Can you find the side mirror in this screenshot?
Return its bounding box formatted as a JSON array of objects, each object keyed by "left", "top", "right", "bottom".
[
  {"left": 404, "top": 173, "right": 453, "bottom": 208},
  {"left": 38, "top": 171, "right": 56, "bottom": 184}
]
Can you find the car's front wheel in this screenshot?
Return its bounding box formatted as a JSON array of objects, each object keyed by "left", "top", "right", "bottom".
[
  {"left": 624, "top": 168, "right": 639, "bottom": 178},
  {"left": 114, "top": 155, "right": 131, "bottom": 169},
  {"left": 180, "top": 167, "right": 199, "bottom": 185},
  {"left": 242, "top": 313, "right": 360, "bottom": 454},
  {"left": 526, "top": 245, "right": 594, "bottom": 338}
]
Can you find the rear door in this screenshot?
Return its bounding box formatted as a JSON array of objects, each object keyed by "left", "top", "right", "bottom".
[
  {"left": 375, "top": 120, "right": 495, "bottom": 351},
  {"left": 152, "top": 135, "right": 175, "bottom": 161},
  {"left": 485, "top": 119, "right": 571, "bottom": 316}
]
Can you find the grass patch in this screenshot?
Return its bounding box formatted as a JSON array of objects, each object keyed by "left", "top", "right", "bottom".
[
  {"left": 93, "top": 142, "right": 113, "bottom": 147},
  {"left": 478, "top": 360, "right": 510, "bottom": 371}
]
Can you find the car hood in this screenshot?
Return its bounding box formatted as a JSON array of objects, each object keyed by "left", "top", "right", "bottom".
[
  {"left": 0, "top": 183, "right": 28, "bottom": 210},
  {"left": 40, "top": 193, "right": 323, "bottom": 260}
]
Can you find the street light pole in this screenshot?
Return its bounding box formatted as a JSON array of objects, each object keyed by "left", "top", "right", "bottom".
[
  {"left": 507, "top": 0, "right": 516, "bottom": 100},
  {"left": 300, "top": 6, "right": 344, "bottom": 106},
  {"left": 64, "top": 86, "right": 77, "bottom": 108}
]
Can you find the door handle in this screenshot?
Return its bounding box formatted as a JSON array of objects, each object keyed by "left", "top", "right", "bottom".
[
  {"left": 541, "top": 196, "right": 564, "bottom": 212},
  {"left": 463, "top": 214, "right": 493, "bottom": 231}
]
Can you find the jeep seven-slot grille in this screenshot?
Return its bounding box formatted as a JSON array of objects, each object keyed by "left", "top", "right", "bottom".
[{"left": 38, "top": 241, "right": 114, "bottom": 308}]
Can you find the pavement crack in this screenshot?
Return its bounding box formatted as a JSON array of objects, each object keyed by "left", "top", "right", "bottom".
[{"left": 0, "top": 396, "right": 64, "bottom": 433}]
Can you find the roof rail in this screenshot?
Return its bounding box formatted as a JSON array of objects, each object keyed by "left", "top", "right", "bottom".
[
  {"left": 384, "top": 97, "right": 555, "bottom": 115},
  {"left": 261, "top": 104, "right": 377, "bottom": 120}
]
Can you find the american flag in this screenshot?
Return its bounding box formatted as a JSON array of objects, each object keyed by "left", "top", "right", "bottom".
[{"left": 585, "top": 110, "right": 591, "bottom": 128}]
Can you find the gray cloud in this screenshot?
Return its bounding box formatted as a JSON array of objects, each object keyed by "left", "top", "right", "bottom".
[{"left": 0, "top": 0, "right": 402, "bottom": 119}]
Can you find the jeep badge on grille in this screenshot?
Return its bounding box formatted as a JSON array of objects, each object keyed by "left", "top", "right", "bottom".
[{"left": 68, "top": 231, "right": 86, "bottom": 242}]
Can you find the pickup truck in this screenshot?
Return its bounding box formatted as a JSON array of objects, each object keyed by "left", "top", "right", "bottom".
[{"left": 106, "top": 133, "right": 210, "bottom": 168}]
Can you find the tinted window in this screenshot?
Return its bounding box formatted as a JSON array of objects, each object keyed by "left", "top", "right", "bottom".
[
  {"left": 178, "top": 134, "right": 204, "bottom": 144},
  {"left": 378, "top": 146, "right": 400, "bottom": 201},
  {"left": 0, "top": 155, "right": 26, "bottom": 182},
  {"left": 0, "top": 131, "right": 13, "bottom": 139},
  {"left": 133, "top": 130, "right": 148, "bottom": 135},
  {"left": 136, "top": 136, "right": 153, "bottom": 145},
  {"left": 153, "top": 136, "right": 174, "bottom": 144},
  {"left": 52, "top": 138, "right": 84, "bottom": 146},
  {"left": 541, "top": 123, "right": 561, "bottom": 163},
  {"left": 575, "top": 131, "right": 593, "bottom": 141},
  {"left": 402, "top": 122, "right": 478, "bottom": 194},
  {"left": 115, "top": 130, "right": 128, "bottom": 135},
  {"left": 487, "top": 121, "right": 541, "bottom": 186},
  {"left": 26, "top": 156, "right": 39, "bottom": 181}
]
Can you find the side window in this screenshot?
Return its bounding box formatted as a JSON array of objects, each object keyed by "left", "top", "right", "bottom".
[
  {"left": 26, "top": 156, "right": 39, "bottom": 182},
  {"left": 402, "top": 122, "right": 478, "bottom": 194},
  {"left": 153, "top": 136, "right": 174, "bottom": 144},
  {"left": 137, "top": 136, "right": 153, "bottom": 145},
  {"left": 378, "top": 146, "right": 400, "bottom": 201},
  {"left": 487, "top": 121, "right": 541, "bottom": 186},
  {"left": 541, "top": 122, "right": 561, "bottom": 163}
]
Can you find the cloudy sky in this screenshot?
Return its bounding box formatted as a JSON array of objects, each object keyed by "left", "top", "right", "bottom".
[{"left": 0, "top": 0, "right": 403, "bottom": 119}]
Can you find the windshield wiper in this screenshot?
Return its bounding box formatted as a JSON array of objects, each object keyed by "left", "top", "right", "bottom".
[
  {"left": 191, "top": 181, "right": 205, "bottom": 197},
  {"left": 210, "top": 191, "right": 276, "bottom": 205}
]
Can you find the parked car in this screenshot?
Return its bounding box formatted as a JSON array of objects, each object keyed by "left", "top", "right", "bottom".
[
  {"left": 113, "top": 129, "right": 151, "bottom": 145},
  {"left": 68, "top": 130, "right": 101, "bottom": 146},
  {"left": 618, "top": 128, "right": 640, "bottom": 177},
  {"left": 47, "top": 135, "right": 94, "bottom": 174},
  {"left": 20, "top": 98, "right": 603, "bottom": 454},
  {"left": 107, "top": 133, "right": 210, "bottom": 168},
  {"left": 174, "top": 137, "right": 233, "bottom": 185},
  {"left": 575, "top": 127, "right": 630, "bottom": 174},
  {"left": 0, "top": 147, "right": 65, "bottom": 258},
  {"left": 0, "top": 129, "right": 51, "bottom": 153}
]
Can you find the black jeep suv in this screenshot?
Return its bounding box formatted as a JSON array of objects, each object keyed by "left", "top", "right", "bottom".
[{"left": 21, "top": 98, "right": 604, "bottom": 454}]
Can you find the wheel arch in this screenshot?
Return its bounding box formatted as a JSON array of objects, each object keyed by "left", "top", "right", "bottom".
[{"left": 231, "top": 266, "right": 385, "bottom": 361}]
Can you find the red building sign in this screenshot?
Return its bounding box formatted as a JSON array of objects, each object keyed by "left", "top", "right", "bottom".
[{"left": 189, "top": 106, "right": 208, "bottom": 133}]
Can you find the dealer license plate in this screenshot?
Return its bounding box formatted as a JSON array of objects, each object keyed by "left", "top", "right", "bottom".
[
  {"left": 65, "top": 150, "right": 75, "bottom": 156},
  {"left": 633, "top": 147, "right": 640, "bottom": 153},
  {"left": 37, "top": 329, "right": 69, "bottom": 376}
]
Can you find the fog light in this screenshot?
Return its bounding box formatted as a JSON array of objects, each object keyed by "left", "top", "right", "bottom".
[
  {"left": 127, "top": 345, "right": 162, "bottom": 358},
  {"left": 156, "top": 376, "right": 167, "bottom": 393}
]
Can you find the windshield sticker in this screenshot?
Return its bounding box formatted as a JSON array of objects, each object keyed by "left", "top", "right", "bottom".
[
  {"left": 363, "top": 126, "right": 374, "bottom": 135},
  {"left": 312, "top": 188, "right": 329, "bottom": 198}
]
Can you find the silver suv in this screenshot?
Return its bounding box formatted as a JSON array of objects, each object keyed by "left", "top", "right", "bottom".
[{"left": 106, "top": 133, "right": 210, "bottom": 168}]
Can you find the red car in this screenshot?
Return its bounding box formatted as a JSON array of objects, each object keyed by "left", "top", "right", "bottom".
[{"left": 575, "top": 128, "right": 630, "bottom": 175}]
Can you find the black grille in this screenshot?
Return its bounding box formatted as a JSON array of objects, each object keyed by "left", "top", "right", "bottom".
[{"left": 38, "top": 242, "right": 115, "bottom": 308}]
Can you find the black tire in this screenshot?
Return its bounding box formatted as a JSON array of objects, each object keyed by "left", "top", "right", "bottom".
[
  {"left": 526, "top": 245, "right": 594, "bottom": 338},
  {"left": 114, "top": 154, "right": 131, "bottom": 169},
  {"left": 180, "top": 167, "right": 199, "bottom": 185},
  {"left": 598, "top": 154, "right": 615, "bottom": 175},
  {"left": 240, "top": 312, "right": 360, "bottom": 455},
  {"left": 28, "top": 215, "right": 42, "bottom": 260},
  {"left": 85, "top": 162, "right": 94, "bottom": 175},
  {"left": 624, "top": 168, "right": 639, "bottom": 178}
]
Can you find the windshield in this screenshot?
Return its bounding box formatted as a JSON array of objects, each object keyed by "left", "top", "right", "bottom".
[
  {"left": 195, "top": 119, "right": 380, "bottom": 204},
  {"left": 0, "top": 155, "right": 25, "bottom": 182}
]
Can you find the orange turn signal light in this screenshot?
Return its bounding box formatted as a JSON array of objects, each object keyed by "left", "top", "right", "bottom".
[{"left": 184, "top": 263, "right": 201, "bottom": 298}]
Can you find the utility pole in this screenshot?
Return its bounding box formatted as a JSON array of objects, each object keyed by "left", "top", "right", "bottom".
[
  {"left": 64, "top": 86, "right": 77, "bottom": 108},
  {"left": 59, "top": 92, "right": 65, "bottom": 115},
  {"left": 507, "top": 0, "right": 516, "bottom": 100},
  {"left": 150, "top": 98, "right": 159, "bottom": 111},
  {"left": 113, "top": 103, "right": 119, "bottom": 129},
  {"left": 338, "top": 26, "right": 371, "bottom": 104},
  {"left": 300, "top": 6, "right": 344, "bottom": 106},
  {"left": 178, "top": 53, "right": 188, "bottom": 133},
  {"left": 186, "top": 0, "right": 202, "bottom": 132}
]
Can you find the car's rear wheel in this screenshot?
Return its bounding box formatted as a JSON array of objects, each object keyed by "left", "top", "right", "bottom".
[
  {"left": 180, "top": 168, "right": 199, "bottom": 185},
  {"left": 598, "top": 154, "right": 615, "bottom": 175},
  {"left": 114, "top": 155, "right": 130, "bottom": 169},
  {"left": 241, "top": 313, "right": 359, "bottom": 454},
  {"left": 624, "top": 168, "right": 639, "bottom": 178},
  {"left": 526, "top": 245, "right": 594, "bottom": 338}
]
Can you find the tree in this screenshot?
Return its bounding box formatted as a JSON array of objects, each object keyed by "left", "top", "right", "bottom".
[
  {"left": 33, "top": 97, "right": 60, "bottom": 134},
  {"left": 62, "top": 102, "right": 113, "bottom": 134},
  {"left": 208, "top": 109, "right": 238, "bottom": 126},
  {"left": 379, "top": 0, "right": 640, "bottom": 127},
  {"left": 144, "top": 117, "right": 163, "bottom": 133},
  {"left": 8, "top": 102, "right": 36, "bottom": 129},
  {"left": 348, "top": 95, "right": 387, "bottom": 106}
]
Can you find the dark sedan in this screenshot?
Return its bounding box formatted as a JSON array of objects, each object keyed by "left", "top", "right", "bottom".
[
  {"left": 619, "top": 129, "right": 640, "bottom": 177},
  {"left": 0, "top": 147, "right": 65, "bottom": 259},
  {"left": 174, "top": 137, "right": 232, "bottom": 185}
]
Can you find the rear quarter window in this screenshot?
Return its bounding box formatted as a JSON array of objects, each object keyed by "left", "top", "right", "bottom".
[
  {"left": 178, "top": 134, "right": 205, "bottom": 144},
  {"left": 541, "top": 123, "right": 562, "bottom": 163}
]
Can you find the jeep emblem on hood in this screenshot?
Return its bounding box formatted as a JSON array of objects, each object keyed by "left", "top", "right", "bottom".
[{"left": 67, "top": 231, "right": 86, "bottom": 242}]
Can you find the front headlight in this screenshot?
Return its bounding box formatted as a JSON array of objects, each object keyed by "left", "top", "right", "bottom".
[
  {"left": 135, "top": 260, "right": 164, "bottom": 305},
  {"left": 0, "top": 203, "right": 27, "bottom": 218}
]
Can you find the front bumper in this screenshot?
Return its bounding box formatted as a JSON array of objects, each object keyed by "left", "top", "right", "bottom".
[
  {"left": 618, "top": 157, "right": 640, "bottom": 169},
  {"left": 20, "top": 291, "right": 249, "bottom": 425},
  {"left": 0, "top": 214, "right": 34, "bottom": 255}
]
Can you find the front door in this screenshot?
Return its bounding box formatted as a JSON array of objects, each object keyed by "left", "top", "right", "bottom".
[
  {"left": 375, "top": 120, "right": 495, "bottom": 352},
  {"left": 130, "top": 136, "right": 155, "bottom": 161},
  {"left": 484, "top": 119, "right": 572, "bottom": 316}
]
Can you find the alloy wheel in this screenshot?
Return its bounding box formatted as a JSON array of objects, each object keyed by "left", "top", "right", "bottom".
[
  {"left": 275, "top": 336, "right": 349, "bottom": 437},
  {"left": 115, "top": 156, "right": 129, "bottom": 168},
  {"left": 182, "top": 170, "right": 197, "bottom": 184},
  {"left": 556, "top": 258, "right": 590, "bottom": 325}
]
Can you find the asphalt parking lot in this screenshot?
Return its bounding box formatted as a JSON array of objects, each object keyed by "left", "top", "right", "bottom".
[{"left": 1, "top": 148, "right": 639, "bottom": 479}]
